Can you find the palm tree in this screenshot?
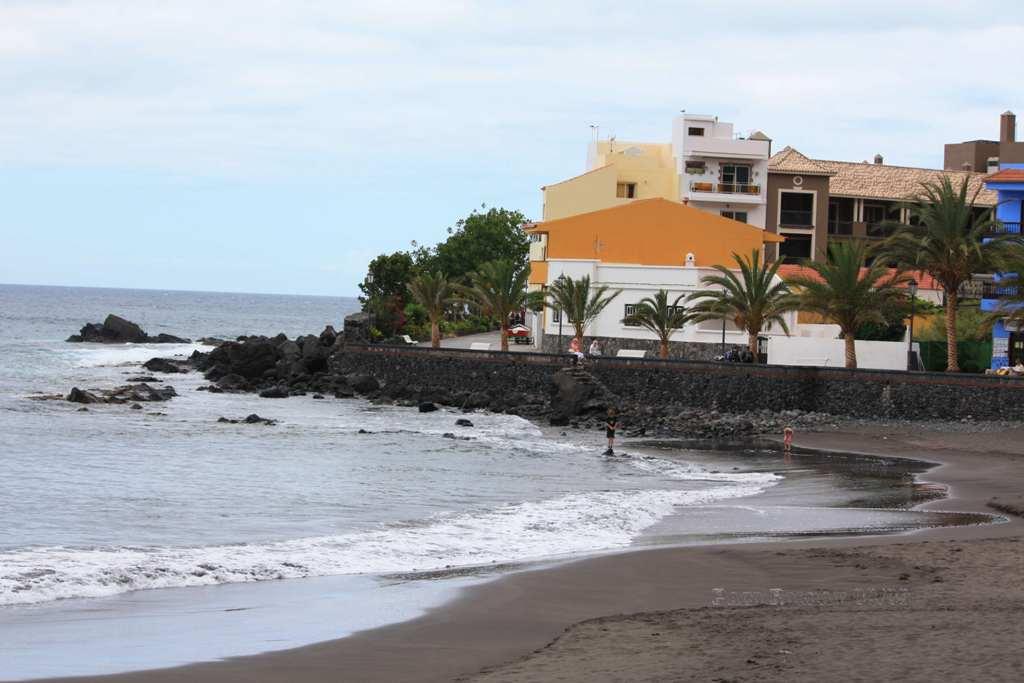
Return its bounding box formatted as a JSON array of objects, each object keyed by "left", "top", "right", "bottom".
[
  {"left": 876, "top": 177, "right": 1009, "bottom": 371},
  {"left": 784, "top": 241, "right": 908, "bottom": 369},
  {"left": 687, "top": 249, "right": 798, "bottom": 358},
  {"left": 546, "top": 275, "right": 621, "bottom": 350},
  {"left": 622, "top": 290, "right": 689, "bottom": 359},
  {"left": 407, "top": 271, "right": 457, "bottom": 348},
  {"left": 460, "top": 259, "right": 538, "bottom": 352}
]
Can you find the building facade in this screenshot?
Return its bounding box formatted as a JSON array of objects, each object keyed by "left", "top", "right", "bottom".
[
  {"left": 542, "top": 114, "right": 772, "bottom": 229},
  {"left": 765, "top": 148, "right": 996, "bottom": 263},
  {"left": 527, "top": 198, "right": 789, "bottom": 357}
]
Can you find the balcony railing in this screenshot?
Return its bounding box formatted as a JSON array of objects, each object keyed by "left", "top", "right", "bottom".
[
  {"left": 828, "top": 220, "right": 854, "bottom": 236},
  {"left": 717, "top": 182, "right": 760, "bottom": 195},
  {"left": 981, "top": 281, "right": 1021, "bottom": 299},
  {"left": 689, "top": 181, "right": 760, "bottom": 195},
  {"left": 985, "top": 221, "right": 1022, "bottom": 236}
]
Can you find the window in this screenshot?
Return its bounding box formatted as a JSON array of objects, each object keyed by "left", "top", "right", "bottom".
[
  {"left": 721, "top": 211, "right": 748, "bottom": 223},
  {"left": 529, "top": 233, "right": 544, "bottom": 242},
  {"left": 623, "top": 303, "right": 640, "bottom": 326},
  {"left": 616, "top": 182, "right": 637, "bottom": 199},
  {"left": 685, "top": 160, "right": 706, "bottom": 175},
  {"left": 864, "top": 202, "right": 899, "bottom": 237},
  {"left": 688, "top": 127, "right": 705, "bottom": 136},
  {"left": 550, "top": 308, "right": 561, "bottom": 324},
  {"left": 828, "top": 197, "right": 854, "bottom": 235},
  {"left": 779, "top": 192, "right": 814, "bottom": 227},
  {"left": 721, "top": 164, "right": 751, "bottom": 185},
  {"left": 778, "top": 233, "right": 812, "bottom": 263}
]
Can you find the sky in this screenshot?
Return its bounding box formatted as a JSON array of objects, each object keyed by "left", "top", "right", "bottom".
[{"left": 2, "top": 0, "right": 1023, "bottom": 297}]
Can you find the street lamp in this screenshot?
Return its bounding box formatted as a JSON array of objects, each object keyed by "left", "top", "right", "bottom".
[
  {"left": 907, "top": 279, "right": 918, "bottom": 370},
  {"left": 366, "top": 272, "right": 375, "bottom": 344}
]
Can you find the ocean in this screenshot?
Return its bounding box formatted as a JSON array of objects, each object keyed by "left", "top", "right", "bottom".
[{"left": 0, "top": 284, "right": 974, "bottom": 679}]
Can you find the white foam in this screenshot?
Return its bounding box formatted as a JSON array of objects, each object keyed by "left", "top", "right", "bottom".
[
  {"left": 71, "top": 343, "right": 208, "bottom": 368},
  {"left": 0, "top": 477, "right": 772, "bottom": 606}
]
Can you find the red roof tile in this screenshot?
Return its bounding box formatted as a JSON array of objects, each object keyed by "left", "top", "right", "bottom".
[
  {"left": 777, "top": 264, "right": 942, "bottom": 291},
  {"left": 985, "top": 168, "right": 1024, "bottom": 183}
]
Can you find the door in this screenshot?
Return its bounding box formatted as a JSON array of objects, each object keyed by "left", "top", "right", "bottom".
[{"left": 1009, "top": 332, "right": 1024, "bottom": 365}]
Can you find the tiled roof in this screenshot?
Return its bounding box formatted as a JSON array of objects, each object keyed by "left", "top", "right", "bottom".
[
  {"left": 815, "top": 159, "right": 997, "bottom": 205},
  {"left": 777, "top": 264, "right": 943, "bottom": 292},
  {"left": 986, "top": 168, "right": 1024, "bottom": 183},
  {"left": 768, "top": 146, "right": 834, "bottom": 176}
]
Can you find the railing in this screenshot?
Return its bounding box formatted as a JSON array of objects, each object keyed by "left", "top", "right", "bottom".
[
  {"left": 717, "top": 182, "right": 760, "bottom": 195},
  {"left": 779, "top": 210, "right": 813, "bottom": 228},
  {"left": 688, "top": 182, "right": 760, "bottom": 195},
  {"left": 828, "top": 220, "right": 854, "bottom": 236},
  {"left": 958, "top": 279, "right": 989, "bottom": 300},
  {"left": 985, "top": 221, "right": 1021, "bottom": 236},
  {"left": 981, "top": 281, "right": 1020, "bottom": 299}
]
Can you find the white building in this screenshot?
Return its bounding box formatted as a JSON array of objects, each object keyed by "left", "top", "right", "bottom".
[{"left": 672, "top": 114, "right": 772, "bottom": 229}]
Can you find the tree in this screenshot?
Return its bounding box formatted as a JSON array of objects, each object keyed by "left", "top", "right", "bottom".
[
  {"left": 876, "top": 177, "right": 1009, "bottom": 371},
  {"left": 359, "top": 251, "right": 416, "bottom": 307},
  {"left": 407, "top": 272, "right": 457, "bottom": 348},
  {"left": 784, "top": 241, "right": 908, "bottom": 369},
  {"left": 688, "top": 250, "right": 798, "bottom": 358},
  {"left": 434, "top": 206, "right": 531, "bottom": 283},
  {"left": 460, "top": 259, "right": 539, "bottom": 352},
  {"left": 546, "top": 275, "right": 621, "bottom": 350},
  {"left": 621, "top": 290, "right": 689, "bottom": 359}
]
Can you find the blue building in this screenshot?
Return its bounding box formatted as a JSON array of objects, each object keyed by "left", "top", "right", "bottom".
[{"left": 981, "top": 112, "right": 1024, "bottom": 368}]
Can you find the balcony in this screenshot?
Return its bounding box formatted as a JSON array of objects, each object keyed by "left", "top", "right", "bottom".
[
  {"left": 981, "top": 281, "right": 1020, "bottom": 299},
  {"left": 779, "top": 209, "right": 814, "bottom": 229},
  {"left": 828, "top": 220, "right": 854, "bottom": 236},
  {"left": 985, "top": 221, "right": 1022, "bottom": 236},
  {"left": 688, "top": 181, "right": 762, "bottom": 203}
]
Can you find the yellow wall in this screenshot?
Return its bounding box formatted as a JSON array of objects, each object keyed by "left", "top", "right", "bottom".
[
  {"left": 530, "top": 198, "right": 782, "bottom": 269},
  {"left": 542, "top": 141, "right": 678, "bottom": 221}
]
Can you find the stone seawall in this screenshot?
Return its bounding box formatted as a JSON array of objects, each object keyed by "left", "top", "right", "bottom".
[{"left": 331, "top": 344, "right": 1024, "bottom": 422}]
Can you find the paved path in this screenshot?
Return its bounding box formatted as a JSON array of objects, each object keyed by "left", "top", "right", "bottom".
[{"left": 439, "top": 331, "right": 539, "bottom": 353}]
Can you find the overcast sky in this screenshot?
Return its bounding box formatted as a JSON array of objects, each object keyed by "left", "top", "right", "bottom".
[{"left": 3, "top": 0, "right": 1023, "bottom": 296}]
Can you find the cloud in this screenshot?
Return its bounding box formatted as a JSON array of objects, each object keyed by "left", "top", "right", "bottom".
[{"left": 2, "top": 0, "right": 1022, "bottom": 177}]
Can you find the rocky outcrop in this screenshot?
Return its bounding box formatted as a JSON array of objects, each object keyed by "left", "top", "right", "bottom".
[
  {"left": 548, "top": 368, "right": 617, "bottom": 426},
  {"left": 143, "top": 358, "right": 190, "bottom": 374},
  {"left": 218, "top": 414, "right": 277, "bottom": 425},
  {"left": 66, "top": 383, "right": 177, "bottom": 404},
  {"left": 67, "top": 315, "right": 191, "bottom": 344}
]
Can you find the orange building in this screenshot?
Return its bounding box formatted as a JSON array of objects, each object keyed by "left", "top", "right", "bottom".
[{"left": 526, "top": 198, "right": 791, "bottom": 355}]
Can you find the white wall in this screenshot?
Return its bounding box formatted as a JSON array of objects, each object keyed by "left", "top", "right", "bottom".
[
  {"left": 542, "top": 259, "right": 798, "bottom": 348},
  {"left": 767, "top": 336, "right": 908, "bottom": 370}
]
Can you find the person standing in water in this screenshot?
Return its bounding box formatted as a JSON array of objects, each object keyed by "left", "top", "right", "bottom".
[
  {"left": 783, "top": 426, "right": 794, "bottom": 453},
  {"left": 604, "top": 408, "right": 618, "bottom": 455}
]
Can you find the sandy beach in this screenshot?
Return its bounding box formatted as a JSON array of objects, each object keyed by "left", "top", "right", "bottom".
[{"left": 35, "top": 423, "right": 1024, "bottom": 683}]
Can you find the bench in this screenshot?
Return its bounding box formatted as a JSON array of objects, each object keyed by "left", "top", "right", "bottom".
[
  {"left": 400, "top": 335, "right": 419, "bottom": 345},
  {"left": 469, "top": 342, "right": 492, "bottom": 351},
  {"left": 615, "top": 349, "right": 647, "bottom": 358}
]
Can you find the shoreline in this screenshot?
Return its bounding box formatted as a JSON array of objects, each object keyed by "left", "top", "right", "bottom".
[{"left": 30, "top": 424, "right": 1024, "bottom": 683}]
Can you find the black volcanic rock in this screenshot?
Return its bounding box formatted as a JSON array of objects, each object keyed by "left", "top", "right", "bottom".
[
  {"left": 259, "top": 386, "right": 289, "bottom": 398},
  {"left": 143, "top": 358, "right": 189, "bottom": 374},
  {"left": 67, "top": 314, "right": 191, "bottom": 344},
  {"left": 66, "top": 383, "right": 176, "bottom": 405}
]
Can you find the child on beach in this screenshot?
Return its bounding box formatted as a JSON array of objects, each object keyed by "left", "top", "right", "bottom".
[
  {"left": 604, "top": 408, "right": 618, "bottom": 456},
  {"left": 783, "top": 426, "right": 794, "bottom": 453}
]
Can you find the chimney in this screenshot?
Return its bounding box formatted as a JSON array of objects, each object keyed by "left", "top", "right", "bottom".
[
  {"left": 1001, "top": 111, "right": 1016, "bottom": 144},
  {"left": 962, "top": 161, "right": 973, "bottom": 171},
  {"left": 873, "top": 153, "right": 884, "bottom": 165},
  {"left": 988, "top": 156, "right": 1001, "bottom": 174}
]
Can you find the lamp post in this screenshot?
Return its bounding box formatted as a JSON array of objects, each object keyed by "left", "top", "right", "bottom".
[
  {"left": 366, "top": 272, "right": 375, "bottom": 344},
  {"left": 906, "top": 279, "right": 918, "bottom": 370},
  {"left": 557, "top": 308, "right": 563, "bottom": 351}
]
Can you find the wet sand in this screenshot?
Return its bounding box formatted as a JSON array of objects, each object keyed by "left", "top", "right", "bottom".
[{"left": 37, "top": 425, "right": 1024, "bottom": 683}]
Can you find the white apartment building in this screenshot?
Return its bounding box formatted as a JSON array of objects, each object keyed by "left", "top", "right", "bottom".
[{"left": 671, "top": 114, "right": 772, "bottom": 229}]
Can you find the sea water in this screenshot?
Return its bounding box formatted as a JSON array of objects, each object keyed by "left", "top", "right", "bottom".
[{"left": 0, "top": 284, "right": 972, "bottom": 679}]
